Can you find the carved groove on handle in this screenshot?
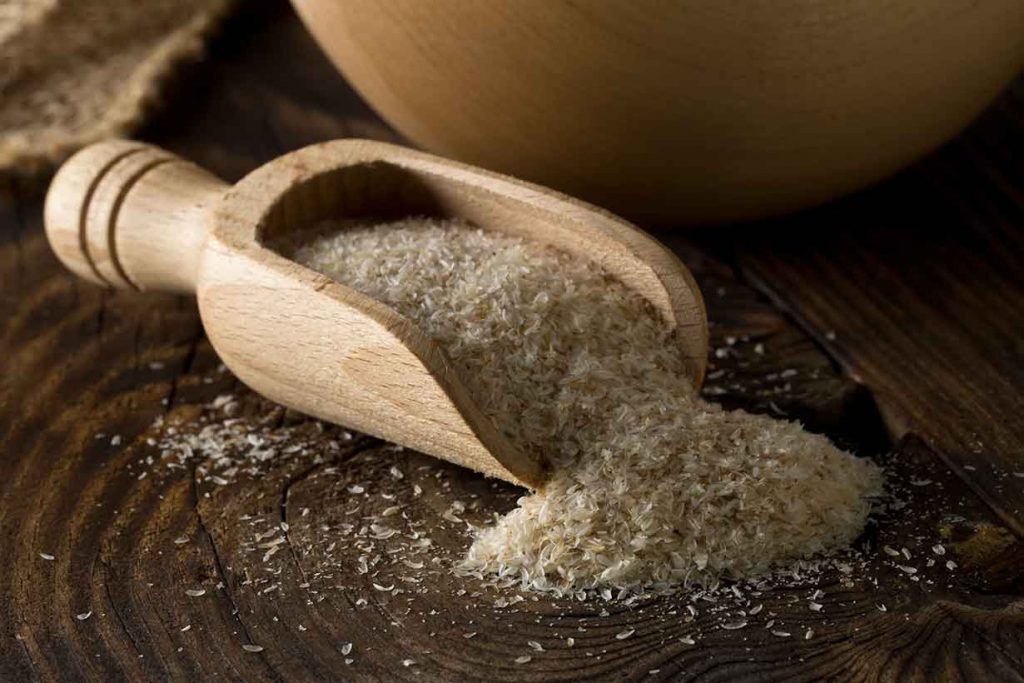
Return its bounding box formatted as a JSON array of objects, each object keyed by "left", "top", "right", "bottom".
[
  {"left": 102, "top": 156, "right": 177, "bottom": 290},
  {"left": 46, "top": 140, "right": 230, "bottom": 294},
  {"left": 74, "top": 143, "right": 150, "bottom": 287}
]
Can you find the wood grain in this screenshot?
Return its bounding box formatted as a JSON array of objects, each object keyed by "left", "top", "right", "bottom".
[
  {"left": 1, "top": 1, "right": 1021, "bottom": 680},
  {"left": 2, "top": 214, "right": 1020, "bottom": 680}
]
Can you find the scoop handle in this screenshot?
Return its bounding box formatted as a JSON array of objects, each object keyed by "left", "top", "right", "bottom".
[{"left": 44, "top": 140, "right": 230, "bottom": 294}]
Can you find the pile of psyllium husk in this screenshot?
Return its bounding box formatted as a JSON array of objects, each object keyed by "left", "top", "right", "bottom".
[
  {"left": 275, "top": 217, "right": 884, "bottom": 597},
  {"left": 138, "top": 396, "right": 966, "bottom": 644}
]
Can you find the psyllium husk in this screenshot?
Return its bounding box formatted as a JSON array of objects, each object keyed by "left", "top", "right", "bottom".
[{"left": 289, "top": 218, "right": 884, "bottom": 596}]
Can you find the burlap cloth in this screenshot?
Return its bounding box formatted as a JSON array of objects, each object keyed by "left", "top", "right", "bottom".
[{"left": 0, "top": 0, "right": 235, "bottom": 173}]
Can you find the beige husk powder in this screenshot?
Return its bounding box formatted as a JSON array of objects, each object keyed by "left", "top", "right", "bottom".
[{"left": 289, "top": 218, "right": 884, "bottom": 596}]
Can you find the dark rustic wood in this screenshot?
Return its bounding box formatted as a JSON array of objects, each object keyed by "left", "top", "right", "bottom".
[
  {"left": 699, "top": 82, "right": 1024, "bottom": 536},
  {"left": 1, "top": 1, "right": 1021, "bottom": 681}
]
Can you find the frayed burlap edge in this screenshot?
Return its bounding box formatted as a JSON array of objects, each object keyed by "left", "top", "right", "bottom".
[{"left": 0, "top": 0, "right": 236, "bottom": 175}]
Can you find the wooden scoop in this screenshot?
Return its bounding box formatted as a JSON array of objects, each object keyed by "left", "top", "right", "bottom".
[{"left": 44, "top": 139, "right": 708, "bottom": 489}]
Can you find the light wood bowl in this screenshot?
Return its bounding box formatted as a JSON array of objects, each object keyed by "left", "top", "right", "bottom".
[{"left": 291, "top": 0, "right": 1024, "bottom": 224}]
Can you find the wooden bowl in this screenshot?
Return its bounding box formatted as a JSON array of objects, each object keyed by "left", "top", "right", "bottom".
[{"left": 291, "top": 0, "right": 1024, "bottom": 224}]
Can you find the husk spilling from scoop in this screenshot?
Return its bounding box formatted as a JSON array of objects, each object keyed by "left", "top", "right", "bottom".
[{"left": 291, "top": 218, "right": 885, "bottom": 596}]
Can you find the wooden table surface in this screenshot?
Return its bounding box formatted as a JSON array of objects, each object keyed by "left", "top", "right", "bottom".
[{"left": 1, "top": 3, "right": 1021, "bottom": 681}]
